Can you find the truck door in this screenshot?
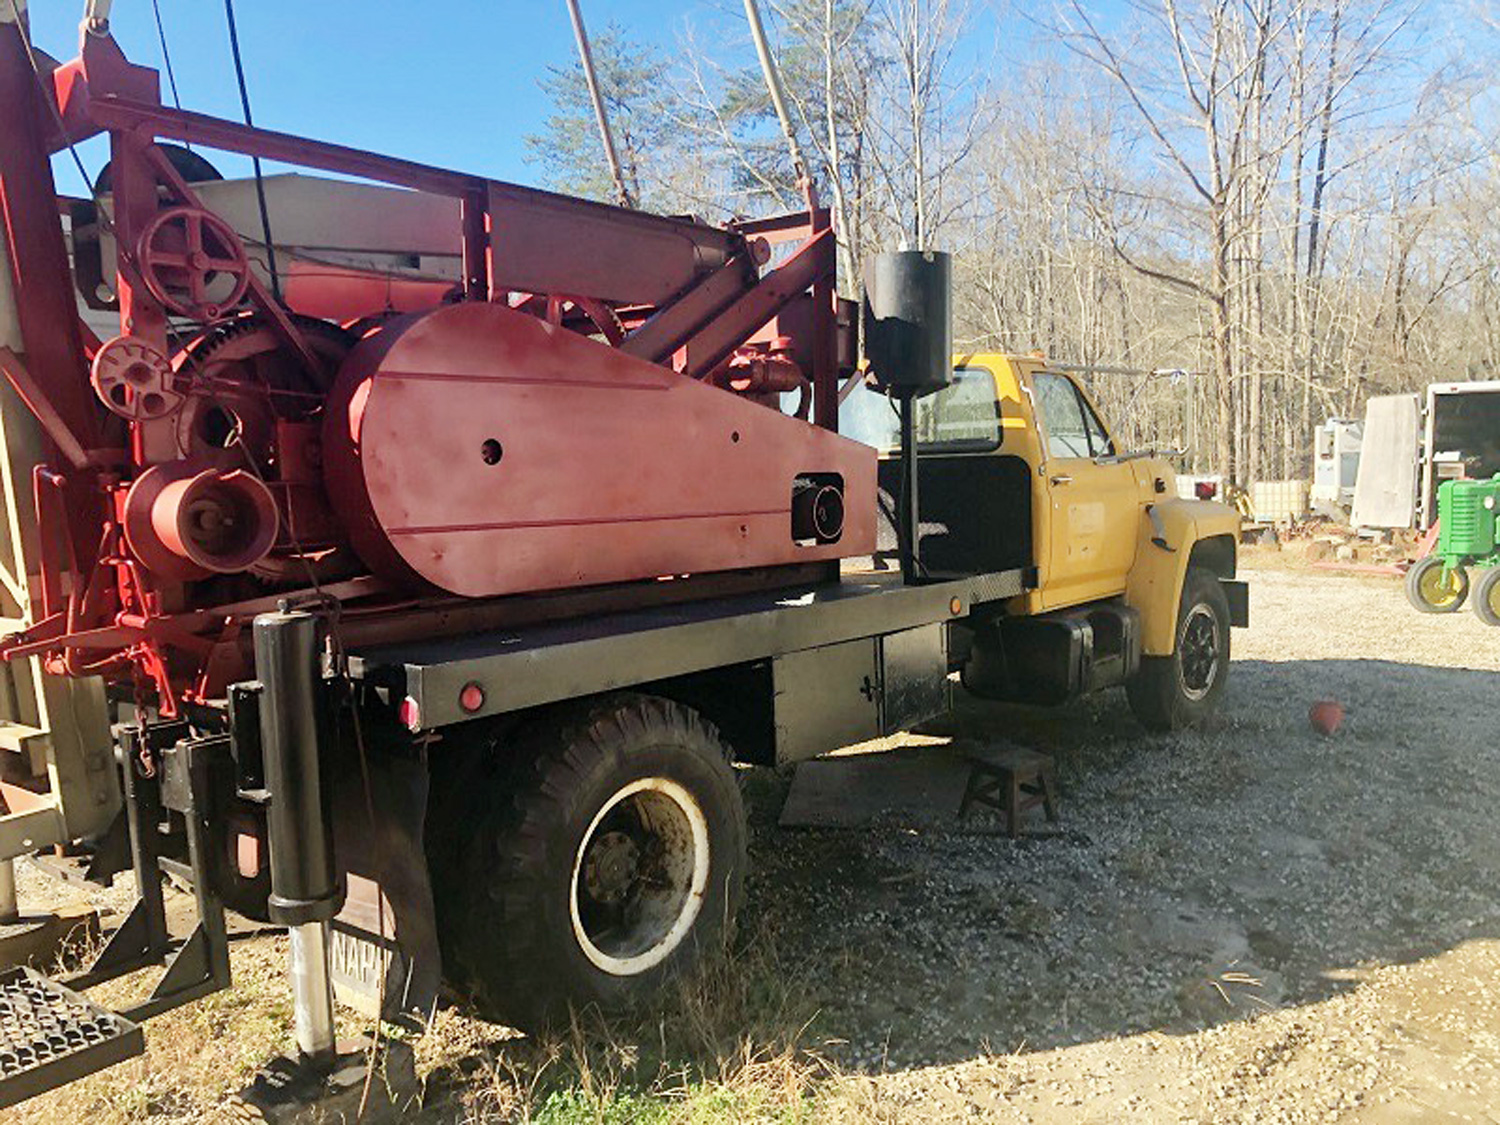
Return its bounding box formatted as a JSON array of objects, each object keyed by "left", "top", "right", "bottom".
[{"left": 1029, "top": 370, "right": 1140, "bottom": 609}]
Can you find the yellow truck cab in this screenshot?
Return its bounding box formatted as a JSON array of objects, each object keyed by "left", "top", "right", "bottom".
[{"left": 844, "top": 353, "right": 1248, "bottom": 730}]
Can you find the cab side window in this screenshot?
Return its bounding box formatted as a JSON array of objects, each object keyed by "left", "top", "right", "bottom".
[
  {"left": 1033, "top": 372, "right": 1090, "bottom": 459},
  {"left": 1034, "top": 371, "right": 1115, "bottom": 459}
]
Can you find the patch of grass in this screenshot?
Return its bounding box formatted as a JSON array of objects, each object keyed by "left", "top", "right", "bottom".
[
  {"left": 433, "top": 921, "right": 839, "bottom": 1123},
  {"left": 527, "top": 1080, "right": 817, "bottom": 1125}
]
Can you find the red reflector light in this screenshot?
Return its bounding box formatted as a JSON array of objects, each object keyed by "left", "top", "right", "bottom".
[
  {"left": 459, "top": 682, "right": 485, "bottom": 713},
  {"left": 1195, "top": 481, "right": 1217, "bottom": 501},
  {"left": 235, "top": 832, "right": 263, "bottom": 880},
  {"left": 398, "top": 696, "right": 420, "bottom": 730}
]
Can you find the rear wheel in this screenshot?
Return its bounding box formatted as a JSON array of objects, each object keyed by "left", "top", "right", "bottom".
[
  {"left": 1472, "top": 567, "right": 1500, "bottom": 627},
  {"left": 1406, "top": 556, "right": 1468, "bottom": 613},
  {"left": 442, "top": 694, "right": 746, "bottom": 1029},
  {"left": 1127, "top": 566, "right": 1230, "bottom": 732}
]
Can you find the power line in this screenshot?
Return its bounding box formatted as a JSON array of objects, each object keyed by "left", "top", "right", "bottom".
[
  {"left": 223, "top": 0, "right": 280, "bottom": 299},
  {"left": 149, "top": 0, "right": 184, "bottom": 127}
]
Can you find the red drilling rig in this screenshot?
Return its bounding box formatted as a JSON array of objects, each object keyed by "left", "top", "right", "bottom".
[
  {"left": 0, "top": 11, "right": 874, "bottom": 718},
  {"left": 0, "top": 4, "right": 994, "bottom": 1108}
]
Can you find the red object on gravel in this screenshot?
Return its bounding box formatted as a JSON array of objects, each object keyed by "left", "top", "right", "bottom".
[{"left": 1309, "top": 700, "right": 1345, "bottom": 736}]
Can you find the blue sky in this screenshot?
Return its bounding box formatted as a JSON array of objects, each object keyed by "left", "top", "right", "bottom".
[
  {"left": 27, "top": 0, "right": 712, "bottom": 193},
  {"left": 27, "top": 0, "right": 1030, "bottom": 197}
]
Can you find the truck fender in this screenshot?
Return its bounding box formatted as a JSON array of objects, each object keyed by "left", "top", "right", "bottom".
[{"left": 1126, "top": 498, "right": 1242, "bottom": 655}]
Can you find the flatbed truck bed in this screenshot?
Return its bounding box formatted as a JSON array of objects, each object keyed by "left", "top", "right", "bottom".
[{"left": 349, "top": 568, "right": 1028, "bottom": 733}]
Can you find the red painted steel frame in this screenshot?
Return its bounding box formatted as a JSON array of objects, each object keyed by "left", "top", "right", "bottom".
[{"left": 0, "top": 24, "right": 857, "bottom": 714}]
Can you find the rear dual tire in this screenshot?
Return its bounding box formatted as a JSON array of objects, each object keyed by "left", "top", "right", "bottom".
[{"left": 437, "top": 694, "right": 747, "bottom": 1030}]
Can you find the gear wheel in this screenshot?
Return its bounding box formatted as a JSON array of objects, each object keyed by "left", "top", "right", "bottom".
[
  {"left": 175, "top": 313, "right": 351, "bottom": 415},
  {"left": 172, "top": 314, "right": 352, "bottom": 464}
]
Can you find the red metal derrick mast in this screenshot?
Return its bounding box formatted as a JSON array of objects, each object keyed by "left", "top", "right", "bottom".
[{"left": 0, "top": 21, "right": 874, "bottom": 716}]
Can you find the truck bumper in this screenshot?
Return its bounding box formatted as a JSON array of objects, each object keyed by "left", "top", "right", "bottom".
[{"left": 1221, "top": 579, "right": 1250, "bottom": 627}]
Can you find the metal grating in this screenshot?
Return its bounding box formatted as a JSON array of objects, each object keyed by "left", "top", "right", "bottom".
[{"left": 0, "top": 966, "right": 144, "bottom": 1109}]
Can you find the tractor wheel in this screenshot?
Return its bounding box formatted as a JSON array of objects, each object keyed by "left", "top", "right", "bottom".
[
  {"left": 1405, "top": 556, "right": 1469, "bottom": 613},
  {"left": 444, "top": 694, "right": 746, "bottom": 1029},
  {"left": 1472, "top": 568, "right": 1500, "bottom": 627},
  {"left": 1127, "top": 566, "right": 1231, "bottom": 732}
]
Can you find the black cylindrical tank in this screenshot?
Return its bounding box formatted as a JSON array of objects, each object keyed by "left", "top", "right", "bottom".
[{"left": 862, "top": 250, "right": 953, "bottom": 398}]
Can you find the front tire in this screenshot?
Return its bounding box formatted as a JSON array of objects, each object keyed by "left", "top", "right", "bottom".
[
  {"left": 1472, "top": 568, "right": 1500, "bottom": 627},
  {"left": 1127, "top": 566, "right": 1230, "bottom": 732},
  {"left": 444, "top": 694, "right": 746, "bottom": 1029},
  {"left": 1406, "top": 555, "right": 1468, "bottom": 613}
]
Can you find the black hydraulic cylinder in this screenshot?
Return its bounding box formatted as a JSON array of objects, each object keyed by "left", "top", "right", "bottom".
[{"left": 253, "top": 609, "right": 341, "bottom": 926}]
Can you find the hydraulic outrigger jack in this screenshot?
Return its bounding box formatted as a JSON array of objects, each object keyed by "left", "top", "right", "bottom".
[
  {"left": 232, "top": 608, "right": 420, "bottom": 1121},
  {"left": 252, "top": 607, "right": 343, "bottom": 1067}
]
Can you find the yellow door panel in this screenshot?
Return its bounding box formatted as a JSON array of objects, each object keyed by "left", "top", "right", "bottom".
[{"left": 1029, "top": 370, "right": 1141, "bottom": 609}]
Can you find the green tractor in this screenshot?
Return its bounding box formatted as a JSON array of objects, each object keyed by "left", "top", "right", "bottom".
[{"left": 1407, "top": 475, "right": 1500, "bottom": 625}]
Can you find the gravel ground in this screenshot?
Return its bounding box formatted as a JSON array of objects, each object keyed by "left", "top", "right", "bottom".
[
  {"left": 749, "top": 558, "right": 1500, "bottom": 1122},
  {"left": 10, "top": 558, "right": 1499, "bottom": 1123}
]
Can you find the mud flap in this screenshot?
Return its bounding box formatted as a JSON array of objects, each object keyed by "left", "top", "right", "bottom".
[
  {"left": 327, "top": 745, "right": 440, "bottom": 1024},
  {"left": 1221, "top": 579, "right": 1250, "bottom": 627}
]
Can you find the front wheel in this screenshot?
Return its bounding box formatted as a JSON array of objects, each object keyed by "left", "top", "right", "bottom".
[
  {"left": 1472, "top": 567, "right": 1500, "bottom": 627},
  {"left": 1406, "top": 555, "right": 1468, "bottom": 613},
  {"left": 1127, "top": 566, "right": 1230, "bottom": 732},
  {"left": 443, "top": 694, "right": 747, "bottom": 1029}
]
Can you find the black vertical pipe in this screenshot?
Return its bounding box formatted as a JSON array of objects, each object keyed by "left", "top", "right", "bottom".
[
  {"left": 253, "top": 609, "right": 340, "bottom": 925},
  {"left": 899, "top": 394, "right": 921, "bottom": 584}
]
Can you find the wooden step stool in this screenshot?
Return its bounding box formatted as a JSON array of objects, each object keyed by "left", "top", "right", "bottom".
[{"left": 957, "top": 749, "right": 1059, "bottom": 837}]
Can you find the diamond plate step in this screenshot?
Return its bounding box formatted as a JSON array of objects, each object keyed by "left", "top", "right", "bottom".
[{"left": 0, "top": 966, "right": 144, "bottom": 1109}]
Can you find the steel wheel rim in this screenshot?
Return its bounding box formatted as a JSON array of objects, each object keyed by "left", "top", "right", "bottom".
[
  {"left": 1177, "top": 604, "right": 1221, "bottom": 702},
  {"left": 1419, "top": 563, "right": 1463, "bottom": 609},
  {"left": 569, "top": 776, "right": 710, "bottom": 977}
]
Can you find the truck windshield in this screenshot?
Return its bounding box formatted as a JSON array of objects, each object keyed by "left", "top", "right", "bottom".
[{"left": 840, "top": 367, "right": 1002, "bottom": 453}]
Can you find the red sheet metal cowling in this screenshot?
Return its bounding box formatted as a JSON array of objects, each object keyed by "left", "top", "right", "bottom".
[{"left": 322, "top": 301, "right": 875, "bottom": 597}]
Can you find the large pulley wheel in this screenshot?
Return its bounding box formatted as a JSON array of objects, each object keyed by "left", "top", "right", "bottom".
[
  {"left": 136, "top": 205, "right": 252, "bottom": 321},
  {"left": 435, "top": 694, "right": 746, "bottom": 1028}
]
